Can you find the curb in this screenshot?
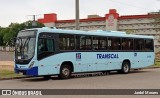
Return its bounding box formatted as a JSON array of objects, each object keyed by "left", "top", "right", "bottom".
[
  {"left": 0, "top": 76, "right": 32, "bottom": 81},
  {"left": 144, "top": 66, "right": 160, "bottom": 69},
  {"left": 0, "top": 67, "right": 160, "bottom": 81}
]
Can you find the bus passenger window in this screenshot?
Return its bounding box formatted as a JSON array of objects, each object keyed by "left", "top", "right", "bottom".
[
  {"left": 134, "top": 39, "right": 144, "bottom": 50},
  {"left": 122, "top": 38, "right": 133, "bottom": 50},
  {"left": 93, "top": 37, "right": 107, "bottom": 50},
  {"left": 59, "top": 34, "right": 75, "bottom": 50},
  {"left": 76, "top": 36, "right": 92, "bottom": 50},
  {"left": 108, "top": 37, "right": 121, "bottom": 50},
  {"left": 46, "top": 39, "right": 55, "bottom": 52},
  {"left": 99, "top": 38, "right": 107, "bottom": 50},
  {"left": 93, "top": 37, "right": 99, "bottom": 50},
  {"left": 144, "top": 39, "right": 153, "bottom": 51},
  {"left": 38, "top": 38, "right": 55, "bottom": 60}
]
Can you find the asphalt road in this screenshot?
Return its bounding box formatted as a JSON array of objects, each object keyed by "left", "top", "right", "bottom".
[{"left": 0, "top": 68, "right": 160, "bottom": 98}]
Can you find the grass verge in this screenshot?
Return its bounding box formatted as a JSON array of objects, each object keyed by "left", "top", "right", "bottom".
[
  {"left": 0, "top": 60, "right": 160, "bottom": 80},
  {"left": 153, "top": 60, "right": 160, "bottom": 67},
  {"left": 0, "top": 69, "right": 23, "bottom": 79}
]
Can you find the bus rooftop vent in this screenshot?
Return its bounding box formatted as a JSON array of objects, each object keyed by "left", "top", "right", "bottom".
[
  {"left": 51, "top": 27, "right": 57, "bottom": 29},
  {"left": 93, "top": 30, "right": 126, "bottom": 34},
  {"left": 108, "top": 31, "right": 126, "bottom": 34},
  {"left": 42, "top": 27, "right": 56, "bottom": 29}
]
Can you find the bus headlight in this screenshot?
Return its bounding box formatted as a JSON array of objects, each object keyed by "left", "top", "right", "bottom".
[{"left": 29, "top": 61, "right": 35, "bottom": 68}]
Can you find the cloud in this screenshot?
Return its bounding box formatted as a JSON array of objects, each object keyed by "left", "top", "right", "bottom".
[{"left": 0, "top": 0, "right": 160, "bottom": 27}]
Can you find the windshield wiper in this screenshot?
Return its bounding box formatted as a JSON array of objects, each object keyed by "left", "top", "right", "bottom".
[
  {"left": 20, "top": 37, "right": 30, "bottom": 59},
  {"left": 23, "top": 37, "right": 30, "bottom": 48}
]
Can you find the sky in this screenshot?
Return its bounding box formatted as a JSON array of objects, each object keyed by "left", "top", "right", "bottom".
[{"left": 0, "top": 0, "right": 160, "bottom": 27}]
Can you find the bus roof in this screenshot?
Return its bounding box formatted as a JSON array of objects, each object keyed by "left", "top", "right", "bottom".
[{"left": 25, "top": 27, "right": 154, "bottom": 39}]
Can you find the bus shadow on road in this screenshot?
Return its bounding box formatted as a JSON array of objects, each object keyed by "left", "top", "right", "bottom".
[
  {"left": 68, "top": 70, "right": 151, "bottom": 80},
  {"left": 129, "top": 69, "right": 152, "bottom": 74},
  {"left": 20, "top": 69, "right": 151, "bottom": 82},
  {"left": 20, "top": 76, "right": 59, "bottom": 82}
]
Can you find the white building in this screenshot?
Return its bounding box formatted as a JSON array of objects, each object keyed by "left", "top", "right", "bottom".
[{"left": 38, "top": 9, "right": 160, "bottom": 52}]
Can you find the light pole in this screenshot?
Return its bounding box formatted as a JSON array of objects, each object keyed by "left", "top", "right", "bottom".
[
  {"left": 31, "top": 15, "right": 37, "bottom": 27},
  {"left": 75, "top": 0, "right": 80, "bottom": 30},
  {"left": 27, "top": 15, "right": 38, "bottom": 27}
]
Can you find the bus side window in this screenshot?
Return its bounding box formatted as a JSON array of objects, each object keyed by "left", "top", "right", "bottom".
[
  {"left": 134, "top": 39, "right": 144, "bottom": 51},
  {"left": 144, "top": 39, "right": 153, "bottom": 51},
  {"left": 111, "top": 37, "right": 121, "bottom": 50},
  {"left": 122, "top": 38, "right": 133, "bottom": 50},
  {"left": 99, "top": 38, "right": 107, "bottom": 50},
  {"left": 107, "top": 38, "right": 112, "bottom": 50},
  {"left": 38, "top": 38, "right": 55, "bottom": 60},
  {"left": 76, "top": 36, "right": 92, "bottom": 50},
  {"left": 46, "top": 39, "right": 55, "bottom": 52},
  {"left": 38, "top": 39, "right": 47, "bottom": 53},
  {"left": 93, "top": 37, "right": 107, "bottom": 50},
  {"left": 59, "top": 34, "right": 75, "bottom": 50},
  {"left": 93, "top": 37, "right": 99, "bottom": 50}
]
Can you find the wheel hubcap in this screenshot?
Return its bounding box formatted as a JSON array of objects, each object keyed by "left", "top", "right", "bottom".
[
  {"left": 124, "top": 64, "right": 129, "bottom": 72},
  {"left": 62, "top": 68, "right": 70, "bottom": 76}
]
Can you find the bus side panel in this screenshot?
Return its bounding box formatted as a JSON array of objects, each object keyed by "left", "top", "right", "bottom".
[
  {"left": 38, "top": 59, "right": 59, "bottom": 75},
  {"left": 38, "top": 53, "right": 76, "bottom": 75},
  {"left": 94, "top": 52, "right": 122, "bottom": 71},
  {"left": 95, "top": 52, "right": 134, "bottom": 71},
  {"left": 75, "top": 52, "right": 123, "bottom": 72},
  {"left": 132, "top": 52, "right": 154, "bottom": 68},
  {"left": 37, "top": 51, "right": 154, "bottom": 75}
]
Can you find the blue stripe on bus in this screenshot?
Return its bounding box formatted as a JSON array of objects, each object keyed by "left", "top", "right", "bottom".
[
  {"left": 26, "top": 66, "right": 38, "bottom": 76},
  {"left": 14, "top": 66, "right": 38, "bottom": 76},
  {"left": 14, "top": 64, "right": 19, "bottom": 74}
]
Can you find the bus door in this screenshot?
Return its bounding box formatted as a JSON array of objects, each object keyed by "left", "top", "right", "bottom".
[
  {"left": 86, "top": 53, "right": 97, "bottom": 72},
  {"left": 37, "top": 33, "right": 59, "bottom": 75},
  {"left": 133, "top": 39, "right": 145, "bottom": 68}
]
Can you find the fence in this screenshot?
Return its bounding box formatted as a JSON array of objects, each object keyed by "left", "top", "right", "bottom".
[{"left": 0, "top": 46, "right": 15, "bottom": 52}]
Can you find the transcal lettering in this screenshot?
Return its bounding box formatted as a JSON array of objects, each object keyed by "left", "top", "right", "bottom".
[{"left": 97, "top": 54, "right": 119, "bottom": 59}]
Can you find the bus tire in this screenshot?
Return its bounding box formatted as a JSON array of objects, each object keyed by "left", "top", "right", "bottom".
[
  {"left": 120, "top": 62, "right": 130, "bottom": 74},
  {"left": 58, "top": 64, "right": 71, "bottom": 79}
]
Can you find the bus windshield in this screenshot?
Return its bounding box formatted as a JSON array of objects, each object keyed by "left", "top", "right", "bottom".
[{"left": 15, "top": 30, "right": 36, "bottom": 63}]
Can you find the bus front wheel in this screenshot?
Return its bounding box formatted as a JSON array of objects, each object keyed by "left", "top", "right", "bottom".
[
  {"left": 58, "top": 64, "right": 71, "bottom": 79},
  {"left": 119, "top": 62, "right": 130, "bottom": 74}
]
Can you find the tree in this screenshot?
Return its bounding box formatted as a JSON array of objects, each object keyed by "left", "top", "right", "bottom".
[
  {"left": 0, "top": 21, "right": 45, "bottom": 46},
  {"left": 3, "top": 32, "right": 14, "bottom": 46},
  {"left": 0, "top": 27, "right": 4, "bottom": 45},
  {"left": 23, "top": 21, "right": 45, "bottom": 29},
  {"left": 1, "top": 27, "right": 13, "bottom": 45}
]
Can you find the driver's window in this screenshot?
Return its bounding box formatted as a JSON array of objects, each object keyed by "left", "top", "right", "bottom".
[
  {"left": 47, "top": 39, "right": 55, "bottom": 52},
  {"left": 38, "top": 38, "right": 55, "bottom": 60},
  {"left": 38, "top": 39, "right": 47, "bottom": 53}
]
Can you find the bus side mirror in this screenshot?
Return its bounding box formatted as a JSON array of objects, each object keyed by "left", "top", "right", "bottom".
[{"left": 13, "top": 37, "right": 17, "bottom": 43}]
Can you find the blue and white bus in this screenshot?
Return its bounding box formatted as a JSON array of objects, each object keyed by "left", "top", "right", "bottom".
[{"left": 14, "top": 27, "right": 155, "bottom": 79}]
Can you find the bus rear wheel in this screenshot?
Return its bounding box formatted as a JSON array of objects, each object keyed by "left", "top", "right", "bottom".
[
  {"left": 58, "top": 64, "right": 71, "bottom": 79},
  {"left": 119, "top": 62, "right": 130, "bottom": 74}
]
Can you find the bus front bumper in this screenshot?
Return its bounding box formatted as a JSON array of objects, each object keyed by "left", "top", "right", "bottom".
[{"left": 14, "top": 66, "right": 38, "bottom": 76}]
